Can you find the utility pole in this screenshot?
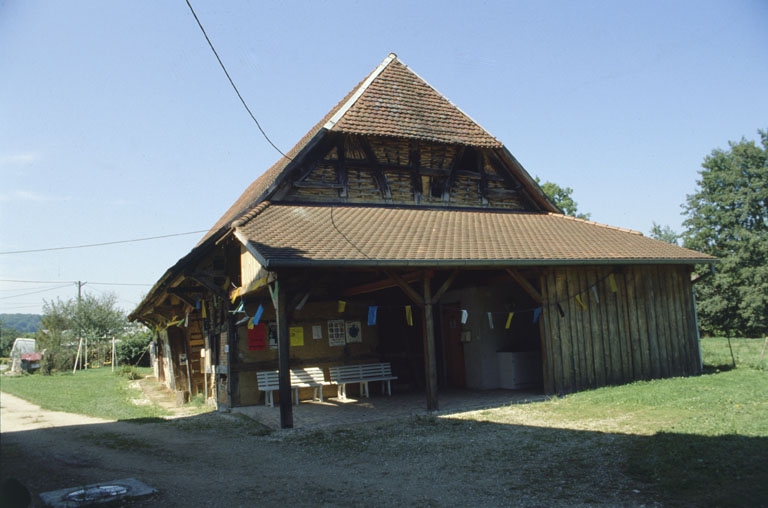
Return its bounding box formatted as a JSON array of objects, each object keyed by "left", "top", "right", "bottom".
[{"left": 72, "top": 281, "right": 87, "bottom": 373}]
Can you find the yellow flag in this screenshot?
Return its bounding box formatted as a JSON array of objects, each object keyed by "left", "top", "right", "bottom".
[
  {"left": 575, "top": 295, "right": 587, "bottom": 310},
  {"left": 505, "top": 312, "right": 514, "bottom": 329},
  {"left": 405, "top": 305, "right": 413, "bottom": 326},
  {"left": 201, "top": 302, "right": 207, "bottom": 319},
  {"left": 338, "top": 300, "right": 346, "bottom": 313},
  {"left": 608, "top": 274, "right": 618, "bottom": 293}
]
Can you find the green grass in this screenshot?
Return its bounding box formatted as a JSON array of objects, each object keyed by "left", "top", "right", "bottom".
[
  {"left": 449, "top": 336, "right": 768, "bottom": 507},
  {"left": 0, "top": 367, "right": 169, "bottom": 420}
]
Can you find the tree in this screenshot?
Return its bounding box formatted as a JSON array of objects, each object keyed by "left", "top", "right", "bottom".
[
  {"left": 116, "top": 323, "right": 153, "bottom": 366},
  {"left": 36, "top": 292, "right": 129, "bottom": 373},
  {"left": 682, "top": 129, "right": 768, "bottom": 337},
  {"left": 535, "top": 177, "right": 591, "bottom": 219},
  {"left": 649, "top": 223, "right": 680, "bottom": 245}
]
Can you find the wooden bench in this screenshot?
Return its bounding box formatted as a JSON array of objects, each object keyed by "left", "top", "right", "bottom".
[
  {"left": 328, "top": 363, "right": 397, "bottom": 400},
  {"left": 256, "top": 367, "right": 330, "bottom": 407}
]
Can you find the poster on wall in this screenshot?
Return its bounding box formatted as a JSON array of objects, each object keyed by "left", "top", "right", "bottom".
[
  {"left": 268, "top": 323, "right": 278, "bottom": 349},
  {"left": 248, "top": 323, "right": 267, "bottom": 351},
  {"left": 328, "top": 319, "right": 346, "bottom": 347},
  {"left": 345, "top": 321, "right": 362, "bottom": 343},
  {"left": 289, "top": 326, "right": 305, "bottom": 347},
  {"left": 312, "top": 325, "right": 323, "bottom": 340}
]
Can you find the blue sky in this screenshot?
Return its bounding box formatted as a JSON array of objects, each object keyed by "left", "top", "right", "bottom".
[{"left": 1, "top": 0, "right": 766, "bottom": 316}]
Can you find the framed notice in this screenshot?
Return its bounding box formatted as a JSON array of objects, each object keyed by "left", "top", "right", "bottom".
[
  {"left": 312, "top": 325, "right": 323, "bottom": 340},
  {"left": 345, "top": 321, "right": 362, "bottom": 343},
  {"left": 328, "top": 319, "right": 346, "bottom": 347}
]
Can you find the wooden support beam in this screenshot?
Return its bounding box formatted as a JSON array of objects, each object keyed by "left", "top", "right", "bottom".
[
  {"left": 270, "top": 280, "right": 294, "bottom": 429},
  {"left": 186, "top": 273, "right": 228, "bottom": 297},
  {"left": 358, "top": 137, "right": 392, "bottom": 201},
  {"left": 505, "top": 269, "right": 543, "bottom": 304},
  {"left": 343, "top": 271, "right": 423, "bottom": 297},
  {"left": 432, "top": 270, "right": 459, "bottom": 303},
  {"left": 386, "top": 270, "right": 425, "bottom": 306},
  {"left": 423, "top": 276, "right": 439, "bottom": 411}
]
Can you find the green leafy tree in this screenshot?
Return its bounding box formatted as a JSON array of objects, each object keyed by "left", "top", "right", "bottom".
[
  {"left": 649, "top": 223, "right": 680, "bottom": 245},
  {"left": 1, "top": 319, "right": 22, "bottom": 357},
  {"left": 36, "top": 292, "right": 129, "bottom": 373},
  {"left": 117, "top": 323, "right": 153, "bottom": 366},
  {"left": 682, "top": 129, "right": 768, "bottom": 337},
  {"left": 535, "top": 177, "right": 591, "bottom": 219}
]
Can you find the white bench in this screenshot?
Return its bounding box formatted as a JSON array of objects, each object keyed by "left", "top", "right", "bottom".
[
  {"left": 328, "top": 363, "right": 397, "bottom": 400},
  {"left": 256, "top": 367, "right": 330, "bottom": 407}
]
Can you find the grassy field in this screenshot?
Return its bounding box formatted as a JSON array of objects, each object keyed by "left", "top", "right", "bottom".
[
  {"left": 0, "top": 366, "right": 169, "bottom": 420},
  {"left": 1, "top": 337, "right": 766, "bottom": 506}
]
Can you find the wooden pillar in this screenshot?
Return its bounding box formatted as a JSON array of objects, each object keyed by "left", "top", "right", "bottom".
[
  {"left": 423, "top": 276, "right": 439, "bottom": 411},
  {"left": 270, "top": 280, "right": 294, "bottom": 429}
]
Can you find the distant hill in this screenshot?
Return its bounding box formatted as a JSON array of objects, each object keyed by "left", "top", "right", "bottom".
[{"left": 0, "top": 314, "right": 41, "bottom": 334}]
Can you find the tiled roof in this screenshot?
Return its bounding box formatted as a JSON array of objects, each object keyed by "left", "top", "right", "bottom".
[
  {"left": 200, "top": 54, "right": 503, "bottom": 244},
  {"left": 236, "top": 204, "right": 715, "bottom": 267},
  {"left": 329, "top": 55, "right": 502, "bottom": 148}
]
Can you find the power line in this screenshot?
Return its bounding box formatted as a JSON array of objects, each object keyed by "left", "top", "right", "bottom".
[
  {"left": 0, "top": 284, "right": 73, "bottom": 300},
  {"left": 0, "top": 230, "right": 208, "bottom": 255},
  {"left": 184, "top": 0, "right": 291, "bottom": 161},
  {"left": 0, "top": 279, "right": 152, "bottom": 287}
]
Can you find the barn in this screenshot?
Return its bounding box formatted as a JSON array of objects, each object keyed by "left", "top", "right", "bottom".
[{"left": 130, "top": 54, "right": 714, "bottom": 428}]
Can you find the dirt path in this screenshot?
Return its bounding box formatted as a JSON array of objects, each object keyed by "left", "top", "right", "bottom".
[{"left": 1, "top": 385, "right": 656, "bottom": 507}]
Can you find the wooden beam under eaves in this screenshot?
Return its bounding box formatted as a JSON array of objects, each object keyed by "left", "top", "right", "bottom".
[
  {"left": 505, "top": 269, "right": 543, "bottom": 304},
  {"left": 343, "top": 271, "right": 423, "bottom": 297}
]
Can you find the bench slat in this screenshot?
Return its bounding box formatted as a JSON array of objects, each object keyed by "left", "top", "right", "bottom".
[{"left": 328, "top": 363, "right": 397, "bottom": 400}]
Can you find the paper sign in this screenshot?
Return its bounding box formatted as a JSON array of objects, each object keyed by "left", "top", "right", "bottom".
[
  {"left": 248, "top": 323, "right": 267, "bottom": 351},
  {"left": 289, "top": 326, "right": 304, "bottom": 347}
]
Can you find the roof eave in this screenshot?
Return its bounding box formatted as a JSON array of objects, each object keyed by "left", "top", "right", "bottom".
[{"left": 259, "top": 257, "right": 716, "bottom": 270}]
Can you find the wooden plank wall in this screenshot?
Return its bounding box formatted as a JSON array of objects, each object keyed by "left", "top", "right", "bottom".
[{"left": 539, "top": 265, "right": 701, "bottom": 395}]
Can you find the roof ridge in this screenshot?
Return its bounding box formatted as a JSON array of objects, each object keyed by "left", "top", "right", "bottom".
[
  {"left": 547, "top": 212, "right": 643, "bottom": 236},
  {"left": 323, "top": 53, "right": 398, "bottom": 131}
]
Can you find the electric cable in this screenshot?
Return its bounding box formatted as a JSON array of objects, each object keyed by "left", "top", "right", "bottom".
[
  {"left": 0, "top": 230, "right": 208, "bottom": 255},
  {"left": 184, "top": 0, "right": 291, "bottom": 161}
]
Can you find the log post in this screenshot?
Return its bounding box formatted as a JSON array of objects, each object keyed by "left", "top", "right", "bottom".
[
  {"left": 423, "top": 275, "right": 439, "bottom": 411},
  {"left": 270, "top": 280, "right": 294, "bottom": 429}
]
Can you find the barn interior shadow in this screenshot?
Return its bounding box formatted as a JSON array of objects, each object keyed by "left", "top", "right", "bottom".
[{"left": 2, "top": 397, "right": 766, "bottom": 508}]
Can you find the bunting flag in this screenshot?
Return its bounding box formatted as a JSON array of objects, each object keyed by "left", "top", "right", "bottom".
[
  {"left": 461, "top": 309, "right": 469, "bottom": 324},
  {"left": 253, "top": 304, "right": 264, "bottom": 325},
  {"left": 505, "top": 312, "right": 514, "bottom": 329},
  {"left": 201, "top": 302, "right": 207, "bottom": 319},
  {"left": 608, "top": 273, "right": 618, "bottom": 293},
  {"left": 533, "top": 307, "right": 542, "bottom": 323},
  {"left": 557, "top": 303, "right": 565, "bottom": 317},
  {"left": 368, "top": 306, "right": 378, "bottom": 326},
  {"left": 230, "top": 286, "right": 240, "bottom": 304},
  {"left": 247, "top": 318, "right": 254, "bottom": 330},
  {"left": 195, "top": 298, "right": 201, "bottom": 310},
  {"left": 487, "top": 312, "right": 494, "bottom": 329},
  {"left": 338, "top": 300, "right": 346, "bottom": 313},
  {"left": 296, "top": 292, "right": 310, "bottom": 310},
  {"left": 405, "top": 305, "right": 414, "bottom": 326},
  {"left": 184, "top": 311, "right": 190, "bottom": 327},
  {"left": 591, "top": 286, "right": 600, "bottom": 304},
  {"left": 575, "top": 295, "right": 587, "bottom": 310},
  {"left": 234, "top": 300, "right": 244, "bottom": 314}
]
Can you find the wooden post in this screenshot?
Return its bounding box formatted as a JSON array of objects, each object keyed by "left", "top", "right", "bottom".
[
  {"left": 423, "top": 276, "right": 439, "bottom": 411},
  {"left": 271, "top": 280, "right": 294, "bottom": 429}
]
